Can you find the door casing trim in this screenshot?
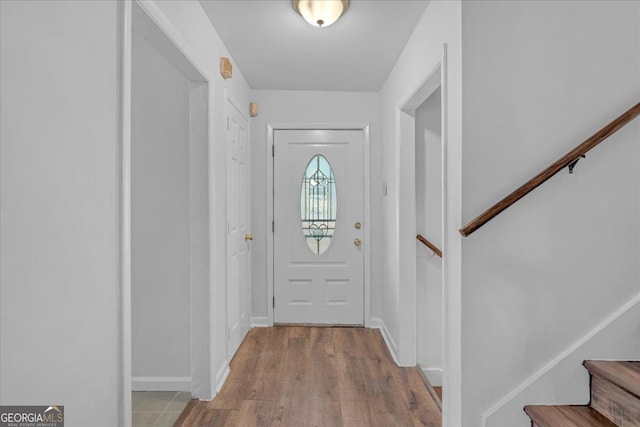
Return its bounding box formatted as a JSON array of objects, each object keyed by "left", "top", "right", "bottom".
[
  {"left": 119, "top": 1, "right": 218, "bottom": 424},
  {"left": 266, "top": 123, "right": 371, "bottom": 327},
  {"left": 395, "top": 44, "right": 463, "bottom": 427}
]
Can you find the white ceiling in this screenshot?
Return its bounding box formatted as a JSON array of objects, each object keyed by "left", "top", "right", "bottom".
[{"left": 199, "top": 0, "right": 430, "bottom": 92}]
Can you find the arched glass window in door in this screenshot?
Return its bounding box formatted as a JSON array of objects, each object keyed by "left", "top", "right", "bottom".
[{"left": 300, "top": 155, "right": 337, "bottom": 255}]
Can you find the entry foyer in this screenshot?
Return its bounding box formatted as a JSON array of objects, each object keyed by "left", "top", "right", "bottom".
[{"left": 1, "top": 1, "right": 639, "bottom": 427}]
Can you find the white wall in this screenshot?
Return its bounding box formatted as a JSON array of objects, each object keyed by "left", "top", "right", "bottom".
[
  {"left": 1, "top": 0, "right": 253, "bottom": 423},
  {"left": 131, "top": 26, "right": 191, "bottom": 386},
  {"left": 487, "top": 297, "right": 640, "bottom": 426},
  {"left": 249, "top": 90, "right": 382, "bottom": 321},
  {"left": 415, "top": 88, "right": 443, "bottom": 385},
  {"left": 148, "top": 0, "right": 253, "bottom": 392},
  {"left": 0, "top": 1, "right": 121, "bottom": 425},
  {"left": 378, "top": 1, "right": 463, "bottom": 423},
  {"left": 460, "top": 1, "right": 640, "bottom": 426}
]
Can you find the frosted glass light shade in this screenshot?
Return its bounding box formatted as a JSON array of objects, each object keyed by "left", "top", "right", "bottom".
[{"left": 293, "top": 0, "right": 349, "bottom": 28}]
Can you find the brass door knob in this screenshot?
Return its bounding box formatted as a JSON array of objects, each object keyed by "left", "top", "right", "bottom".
[
  {"left": 245, "top": 234, "right": 254, "bottom": 241},
  {"left": 354, "top": 238, "right": 362, "bottom": 247}
]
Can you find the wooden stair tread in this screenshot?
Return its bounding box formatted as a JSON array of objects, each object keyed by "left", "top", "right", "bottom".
[
  {"left": 583, "top": 360, "right": 640, "bottom": 398},
  {"left": 524, "top": 405, "right": 617, "bottom": 427}
]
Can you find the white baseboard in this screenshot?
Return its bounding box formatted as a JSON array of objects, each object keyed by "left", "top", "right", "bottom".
[
  {"left": 250, "top": 316, "right": 269, "bottom": 327},
  {"left": 481, "top": 291, "right": 640, "bottom": 426},
  {"left": 421, "top": 367, "right": 443, "bottom": 387},
  {"left": 369, "top": 317, "right": 383, "bottom": 330},
  {"left": 370, "top": 317, "right": 401, "bottom": 366},
  {"left": 215, "top": 362, "right": 230, "bottom": 394},
  {"left": 132, "top": 376, "right": 191, "bottom": 392}
]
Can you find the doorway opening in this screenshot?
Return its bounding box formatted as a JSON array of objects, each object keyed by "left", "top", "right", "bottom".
[
  {"left": 415, "top": 87, "right": 444, "bottom": 402},
  {"left": 128, "top": 2, "right": 211, "bottom": 425},
  {"left": 397, "top": 47, "right": 451, "bottom": 420}
]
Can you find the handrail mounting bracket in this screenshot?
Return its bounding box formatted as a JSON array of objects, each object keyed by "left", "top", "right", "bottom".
[{"left": 568, "top": 154, "right": 586, "bottom": 174}]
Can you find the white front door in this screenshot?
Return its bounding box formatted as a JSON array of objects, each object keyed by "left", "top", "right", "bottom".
[
  {"left": 226, "top": 98, "right": 250, "bottom": 359},
  {"left": 274, "top": 129, "right": 364, "bottom": 325}
]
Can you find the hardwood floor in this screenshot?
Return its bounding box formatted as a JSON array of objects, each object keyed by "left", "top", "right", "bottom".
[{"left": 175, "top": 326, "right": 442, "bottom": 426}]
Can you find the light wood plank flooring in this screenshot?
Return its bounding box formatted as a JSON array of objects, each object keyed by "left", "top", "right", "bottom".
[{"left": 176, "top": 326, "right": 441, "bottom": 426}]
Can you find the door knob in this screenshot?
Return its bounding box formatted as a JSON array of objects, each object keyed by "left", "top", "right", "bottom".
[
  {"left": 245, "top": 234, "right": 254, "bottom": 241},
  {"left": 354, "top": 238, "right": 362, "bottom": 247}
]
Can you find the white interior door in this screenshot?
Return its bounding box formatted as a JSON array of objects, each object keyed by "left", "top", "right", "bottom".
[
  {"left": 274, "top": 129, "right": 364, "bottom": 325},
  {"left": 226, "top": 98, "right": 250, "bottom": 359}
]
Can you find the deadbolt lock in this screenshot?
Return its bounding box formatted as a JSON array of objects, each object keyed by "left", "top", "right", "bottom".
[
  {"left": 245, "top": 234, "right": 254, "bottom": 241},
  {"left": 354, "top": 222, "right": 361, "bottom": 229}
]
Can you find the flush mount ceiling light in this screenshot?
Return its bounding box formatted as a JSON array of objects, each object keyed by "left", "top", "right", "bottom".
[{"left": 293, "top": 0, "right": 349, "bottom": 28}]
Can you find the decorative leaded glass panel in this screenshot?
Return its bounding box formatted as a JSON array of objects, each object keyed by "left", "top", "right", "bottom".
[{"left": 301, "top": 155, "right": 337, "bottom": 255}]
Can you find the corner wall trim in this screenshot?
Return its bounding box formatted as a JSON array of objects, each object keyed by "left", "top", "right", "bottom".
[
  {"left": 370, "top": 317, "right": 405, "bottom": 366},
  {"left": 481, "top": 291, "right": 640, "bottom": 426},
  {"left": 250, "top": 317, "right": 269, "bottom": 327},
  {"left": 215, "top": 362, "right": 230, "bottom": 394},
  {"left": 422, "top": 368, "right": 443, "bottom": 387},
  {"left": 132, "top": 376, "right": 191, "bottom": 392}
]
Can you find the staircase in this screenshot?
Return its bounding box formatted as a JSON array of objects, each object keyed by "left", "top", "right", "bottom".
[{"left": 524, "top": 361, "right": 640, "bottom": 427}]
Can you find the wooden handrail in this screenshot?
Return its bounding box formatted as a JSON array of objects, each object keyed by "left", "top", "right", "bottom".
[
  {"left": 460, "top": 102, "right": 640, "bottom": 237},
  {"left": 416, "top": 234, "right": 442, "bottom": 258}
]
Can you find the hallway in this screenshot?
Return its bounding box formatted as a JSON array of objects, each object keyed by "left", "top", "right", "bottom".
[
  {"left": 175, "top": 327, "right": 441, "bottom": 426},
  {"left": 3, "top": 2, "right": 639, "bottom": 425}
]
